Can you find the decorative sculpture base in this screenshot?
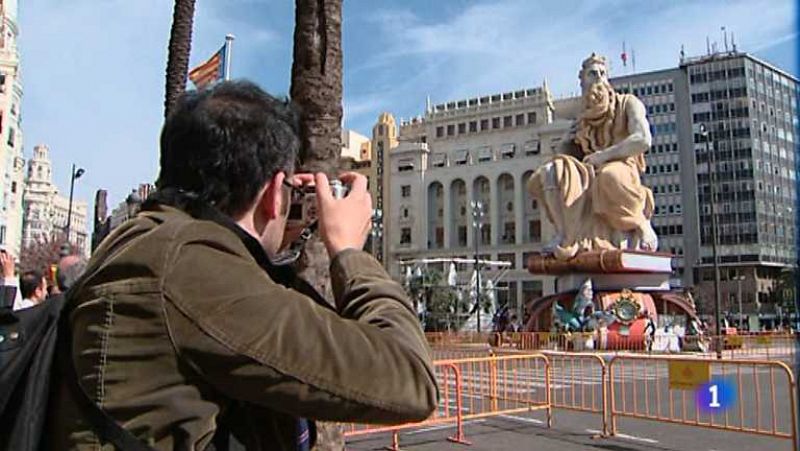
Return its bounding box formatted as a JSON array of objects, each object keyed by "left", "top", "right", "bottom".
[{"left": 523, "top": 250, "right": 699, "bottom": 351}]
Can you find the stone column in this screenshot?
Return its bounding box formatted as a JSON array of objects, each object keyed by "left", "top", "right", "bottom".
[
  {"left": 442, "top": 179, "right": 452, "bottom": 248},
  {"left": 489, "top": 178, "right": 499, "bottom": 247},
  {"left": 466, "top": 179, "right": 475, "bottom": 248},
  {"left": 515, "top": 172, "right": 525, "bottom": 245}
]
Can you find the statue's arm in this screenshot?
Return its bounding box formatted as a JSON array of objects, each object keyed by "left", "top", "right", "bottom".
[{"left": 590, "top": 96, "right": 652, "bottom": 164}]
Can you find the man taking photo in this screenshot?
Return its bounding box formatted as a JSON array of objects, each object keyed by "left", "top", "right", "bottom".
[{"left": 49, "top": 81, "right": 437, "bottom": 450}]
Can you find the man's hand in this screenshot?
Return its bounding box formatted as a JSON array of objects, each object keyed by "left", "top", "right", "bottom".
[
  {"left": 315, "top": 172, "right": 372, "bottom": 257},
  {"left": 583, "top": 151, "right": 609, "bottom": 168},
  {"left": 0, "top": 250, "right": 15, "bottom": 279}
]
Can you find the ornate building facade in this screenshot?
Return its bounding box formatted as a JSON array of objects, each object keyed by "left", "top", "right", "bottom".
[
  {"left": 0, "top": 0, "right": 25, "bottom": 255},
  {"left": 22, "top": 144, "right": 88, "bottom": 254}
]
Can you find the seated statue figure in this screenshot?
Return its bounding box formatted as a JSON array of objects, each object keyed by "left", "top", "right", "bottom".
[{"left": 528, "top": 53, "right": 657, "bottom": 260}]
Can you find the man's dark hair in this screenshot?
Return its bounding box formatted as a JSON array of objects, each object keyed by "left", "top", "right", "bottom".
[
  {"left": 20, "top": 270, "right": 44, "bottom": 299},
  {"left": 158, "top": 80, "right": 300, "bottom": 216}
]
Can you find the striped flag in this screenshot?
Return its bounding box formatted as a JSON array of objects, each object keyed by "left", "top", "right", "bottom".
[{"left": 188, "top": 45, "right": 226, "bottom": 90}]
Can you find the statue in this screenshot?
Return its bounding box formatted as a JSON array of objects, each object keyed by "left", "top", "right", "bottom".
[
  {"left": 552, "top": 279, "right": 596, "bottom": 332},
  {"left": 528, "top": 53, "right": 657, "bottom": 260},
  {"left": 551, "top": 278, "right": 621, "bottom": 333}
]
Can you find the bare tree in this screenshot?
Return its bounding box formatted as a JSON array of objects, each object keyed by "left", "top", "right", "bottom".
[
  {"left": 19, "top": 233, "right": 70, "bottom": 275},
  {"left": 164, "top": 0, "right": 196, "bottom": 118},
  {"left": 290, "top": 0, "right": 345, "bottom": 449}
]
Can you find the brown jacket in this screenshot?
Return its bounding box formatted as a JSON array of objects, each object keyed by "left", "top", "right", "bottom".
[{"left": 48, "top": 203, "right": 437, "bottom": 450}]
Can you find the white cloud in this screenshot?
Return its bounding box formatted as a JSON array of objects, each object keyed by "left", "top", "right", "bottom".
[{"left": 344, "top": 0, "right": 796, "bottom": 134}]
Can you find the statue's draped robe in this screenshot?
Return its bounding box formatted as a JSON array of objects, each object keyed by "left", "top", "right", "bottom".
[{"left": 528, "top": 93, "right": 653, "bottom": 260}]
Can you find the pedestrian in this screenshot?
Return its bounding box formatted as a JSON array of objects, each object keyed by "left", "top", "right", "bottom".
[
  {"left": 17, "top": 270, "right": 48, "bottom": 310},
  {"left": 644, "top": 311, "right": 656, "bottom": 353},
  {"left": 47, "top": 81, "right": 437, "bottom": 450}
]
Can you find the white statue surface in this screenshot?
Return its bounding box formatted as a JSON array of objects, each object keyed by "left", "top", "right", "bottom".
[{"left": 528, "top": 53, "right": 658, "bottom": 260}]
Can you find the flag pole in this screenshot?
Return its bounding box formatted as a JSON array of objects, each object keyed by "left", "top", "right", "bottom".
[{"left": 224, "top": 34, "right": 235, "bottom": 81}]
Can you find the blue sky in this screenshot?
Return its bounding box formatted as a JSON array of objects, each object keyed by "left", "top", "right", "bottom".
[{"left": 19, "top": 0, "right": 798, "bottom": 218}]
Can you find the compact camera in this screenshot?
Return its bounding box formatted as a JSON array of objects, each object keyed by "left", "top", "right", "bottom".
[{"left": 287, "top": 179, "right": 348, "bottom": 227}]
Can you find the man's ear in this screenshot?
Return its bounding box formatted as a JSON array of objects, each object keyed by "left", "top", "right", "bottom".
[{"left": 261, "top": 171, "right": 286, "bottom": 220}]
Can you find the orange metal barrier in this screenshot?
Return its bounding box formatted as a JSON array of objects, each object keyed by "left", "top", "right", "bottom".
[
  {"left": 436, "top": 354, "right": 552, "bottom": 425},
  {"left": 342, "top": 361, "right": 469, "bottom": 448},
  {"left": 343, "top": 354, "right": 552, "bottom": 450},
  {"left": 426, "top": 332, "right": 495, "bottom": 346},
  {"left": 608, "top": 354, "right": 798, "bottom": 451},
  {"left": 544, "top": 351, "right": 609, "bottom": 436},
  {"left": 488, "top": 332, "right": 796, "bottom": 364},
  {"left": 431, "top": 343, "right": 494, "bottom": 361}
]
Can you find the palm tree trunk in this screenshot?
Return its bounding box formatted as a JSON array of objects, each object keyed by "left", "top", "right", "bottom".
[
  {"left": 290, "top": 0, "right": 344, "bottom": 449},
  {"left": 164, "top": 0, "right": 197, "bottom": 118}
]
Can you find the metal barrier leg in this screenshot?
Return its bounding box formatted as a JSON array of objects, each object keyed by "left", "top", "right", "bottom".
[
  {"left": 608, "top": 359, "right": 617, "bottom": 436},
  {"left": 447, "top": 365, "right": 471, "bottom": 446},
  {"left": 382, "top": 430, "right": 400, "bottom": 451},
  {"left": 601, "top": 365, "right": 609, "bottom": 437}
]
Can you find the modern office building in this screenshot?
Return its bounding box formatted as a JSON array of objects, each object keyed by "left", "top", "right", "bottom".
[
  {"left": 682, "top": 51, "right": 798, "bottom": 324},
  {"left": 602, "top": 50, "right": 798, "bottom": 322}
]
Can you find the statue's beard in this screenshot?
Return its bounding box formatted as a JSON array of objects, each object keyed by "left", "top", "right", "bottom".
[{"left": 575, "top": 80, "right": 618, "bottom": 155}]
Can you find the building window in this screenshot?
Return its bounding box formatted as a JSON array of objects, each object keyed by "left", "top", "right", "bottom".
[
  {"left": 480, "top": 119, "right": 489, "bottom": 130},
  {"left": 524, "top": 139, "right": 540, "bottom": 155},
  {"left": 7, "top": 127, "right": 13, "bottom": 147},
  {"left": 401, "top": 185, "right": 411, "bottom": 197},
  {"left": 458, "top": 226, "right": 467, "bottom": 246},
  {"left": 400, "top": 227, "right": 411, "bottom": 245},
  {"left": 528, "top": 220, "right": 541, "bottom": 242},
  {"left": 469, "top": 121, "right": 477, "bottom": 133},
  {"left": 498, "top": 252, "right": 516, "bottom": 269},
  {"left": 502, "top": 222, "right": 516, "bottom": 244},
  {"left": 402, "top": 207, "right": 409, "bottom": 218},
  {"left": 481, "top": 225, "right": 491, "bottom": 245},
  {"left": 435, "top": 227, "right": 444, "bottom": 247},
  {"left": 528, "top": 112, "right": 537, "bottom": 124},
  {"left": 503, "top": 116, "right": 513, "bottom": 127},
  {"left": 10, "top": 182, "right": 15, "bottom": 194},
  {"left": 492, "top": 117, "right": 501, "bottom": 129},
  {"left": 516, "top": 114, "right": 525, "bottom": 126},
  {"left": 458, "top": 123, "right": 466, "bottom": 134},
  {"left": 436, "top": 126, "right": 444, "bottom": 138},
  {"left": 447, "top": 124, "right": 455, "bottom": 136}
]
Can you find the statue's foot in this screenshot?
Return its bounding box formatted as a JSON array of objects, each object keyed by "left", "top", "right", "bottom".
[{"left": 633, "top": 222, "right": 658, "bottom": 252}]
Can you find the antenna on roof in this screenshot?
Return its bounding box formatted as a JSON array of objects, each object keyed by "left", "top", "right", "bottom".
[
  {"left": 722, "top": 26, "right": 728, "bottom": 52},
  {"left": 425, "top": 95, "right": 432, "bottom": 114},
  {"left": 706, "top": 36, "right": 711, "bottom": 55},
  {"left": 731, "top": 31, "right": 737, "bottom": 52}
]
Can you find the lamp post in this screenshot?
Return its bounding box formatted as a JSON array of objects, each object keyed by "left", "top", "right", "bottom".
[
  {"left": 700, "top": 124, "right": 723, "bottom": 359},
  {"left": 734, "top": 274, "right": 745, "bottom": 330},
  {"left": 470, "top": 200, "right": 485, "bottom": 332},
  {"left": 65, "top": 164, "right": 85, "bottom": 246}
]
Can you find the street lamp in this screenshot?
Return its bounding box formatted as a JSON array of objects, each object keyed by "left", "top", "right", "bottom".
[
  {"left": 699, "top": 123, "right": 723, "bottom": 359},
  {"left": 470, "top": 200, "right": 485, "bottom": 332},
  {"left": 733, "top": 274, "right": 745, "bottom": 330},
  {"left": 65, "top": 164, "right": 85, "bottom": 245}
]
